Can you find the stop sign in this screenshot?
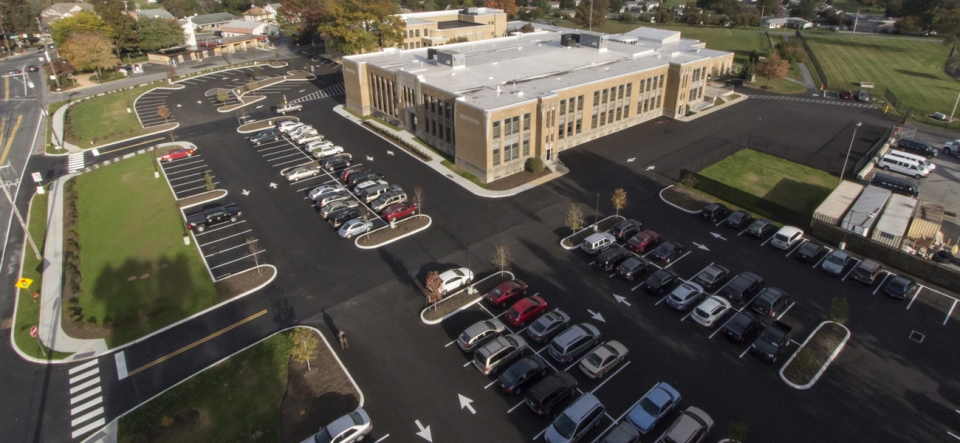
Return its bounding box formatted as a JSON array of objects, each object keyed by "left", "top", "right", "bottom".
[{"left": 29, "top": 326, "right": 37, "bottom": 337}]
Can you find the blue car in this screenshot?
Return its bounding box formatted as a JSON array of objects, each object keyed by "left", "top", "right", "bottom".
[{"left": 626, "top": 382, "right": 682, "bottom": 435}]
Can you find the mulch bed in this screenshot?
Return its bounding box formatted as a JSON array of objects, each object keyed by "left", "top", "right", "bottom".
[
  {"left": 215, "top": 266, "right": 275, "bottom": 302},
  {"left": 486, "top": 169, "right": 553, "bottom": 191},
  {"left": 285, "top": 70, "right": 316, "bottom": 80},
  {"left": 179, "top": 190, "right": 227, "bottom": 208},
  {"left": 560, "top": 216, "right": 622, "bottom": 248},
  {"left": 422, "top": 273, "right": 514, "bottom": 321},
  {"left": 357, "top": 215, "right": 429, "bottom": 247},
  {"left": 662, "top": 185, "right": 714, "bottom": 211},
  {"left": 279, "top": 330, "right": 360, "bottom": 443},
  {"left": 783, "top": 323, "right": 848, "bottom": 386}
]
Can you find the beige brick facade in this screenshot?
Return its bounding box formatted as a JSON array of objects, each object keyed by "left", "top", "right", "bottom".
[{"left": 398, "top": 8, "right": 508, "bottom": 50}]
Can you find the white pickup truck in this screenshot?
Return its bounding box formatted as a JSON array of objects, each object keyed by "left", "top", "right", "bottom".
[
  {"left": 273, "top": 103, "right": 303, "bottom": 115},
  {"left": 943, "top": 140, "right": 960, "bottom": 157}
]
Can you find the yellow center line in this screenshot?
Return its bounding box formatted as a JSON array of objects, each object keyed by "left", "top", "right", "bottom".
[
  {"left": 97, "top": 137, "right": 166, "bottom": 155},
  {"left": 127, "top": 309, "right": 268, "bottom": 377},
  {"left": 0, "top": 115, "right": 23, "bottom": 165},
  {"left": 0, "top": 117, "right": 6, "bottom": 152},
  {"left": 3, "top": 77, "right": 8, "bottom": 101}
]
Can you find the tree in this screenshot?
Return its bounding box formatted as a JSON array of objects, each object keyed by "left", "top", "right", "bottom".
[
  {"left": 320, "top": 0, "right": 406, "bottom": 54},
  {"left": 217, "top": 89, "right": 229, "bottom": 103},
  {"left": 0, "top": 0, "right": 38, "bottom": 34},
  {"left": 793, "top": 0, "right": 818, "bottom": 21},
  {"left": 574, "top": 0, "right": 610, "bottom": 29},
  {"left": 412, "top": 185, "right": 425, "bottom": 211},
  {"left": 278, "top": 0, "right": 327, "bottom": 44},
  {"left": 757, "top": 0, "right": 779, "bottom": 16},
  {"left": 166, "top": 64, "right": 177, "bottom": 79},
  {"left": 559, "top": 0, "right": 576, "bottom": 9},
  {"left": 246, "top": 237, "right": 261, "bottom": 273},
  {"left": 611, "top": 188, "right": 627, "bottom": 217},
  {"left": 775, "top": 39, "right": 804, "bottom": 63},
  {"left": 50, "top": 11, "right": 113, "bottom": 47},
  {"left": 486, "top": 0, "right": 519, "bottom": 15},
  {"left": 94, "top": 0, "right": 140, "bottom": 53},
  {"left": 754, "top": 53, "right": 787, "bottom": 87},
  {"left": 425, "top": 270, "right": 444, "bottom": 307},
  {"left": 492, "top": 241, "right": 512, "bottom": 275},
  {"left": 161, "top": 0, "right": 203, "bottom": 18},
  {"left": 60, "top": 33, "right": 120, "bottom": 79},
  {"left": 936, "top": 8, "right": 960, "bottom": 57},
  {"left": 138, "top": 17, "right": 186, "bottom": 52},
  {"left": 566, "top": 203, "right": 584, "bottom": 234},
  {"left": 520, "top": 23, "right": 536, "bottom": 32},
  {"left": 157, "top": 104, "right": 172, "bottom": 123},
  {"left": 608, "top": 0, "right": 624, "bottom": 13},
  {"left": 289, "top": 328, "right": 319, "bottom": 371}
]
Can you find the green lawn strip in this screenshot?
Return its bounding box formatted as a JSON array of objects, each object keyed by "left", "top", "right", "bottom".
[
  {"left": 13, "top": 192, "right": 73, "bottom": 360},
  {"left": 63, "top": 84, "right": 159, "bottom": 147},
  {"left": 749, "top": 77, "right": 808, "bottom": 94},
  {"left": 676, "top": 183, "right": 778, "bottom": 224},
  {"left": 440, "top": 159, "right": 489, "bottom": 189},
  {"left": 74, "top": 154, "right": 218, "bottom": 347},
  {"left": 698, "top": 149, "right": 837, "bottom": 215},
  {"left": 118, "top": 331, "right": 295, "bottom": 443}
]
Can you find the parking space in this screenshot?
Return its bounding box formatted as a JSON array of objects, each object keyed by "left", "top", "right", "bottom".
[
  {"left": 157, "top": 153, "right": 219, "bottom": 200},
  {"left": 189, "top": 217, "right": 266, "bottom": 281},
  {"left": 134, "top": 89, "right": 175, "bottom": 127}
]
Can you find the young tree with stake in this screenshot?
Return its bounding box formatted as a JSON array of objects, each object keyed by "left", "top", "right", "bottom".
[
  {"left": 290, "top": 328, "right": 319, "bottom": 371},
  {"left": 611, "top": 188, "right": 628, "bottom": 217},
  {"left": 492, "top": 241, "right": 512, "bottom": 275}
]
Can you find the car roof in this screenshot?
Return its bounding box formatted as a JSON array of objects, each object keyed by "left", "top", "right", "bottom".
[
  {"left": 665, "top": 407, "right": 712, "bottom": 441},
  {"left": 776, "top": 226, "right": 802, "bottom": 236},
  {"left": 586, "top": 232, "right": 615, "bottom": 242},
  {"left": 562, "top": 393, "right": 601, "bottom": 420},
  {"left": 530, "top": 372, "right": 577, "bottom": 399}
]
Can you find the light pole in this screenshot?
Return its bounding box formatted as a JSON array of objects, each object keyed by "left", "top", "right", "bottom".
[
  {"left": 838, "top": 121, "right": 862, "bottom": 186},
  {"left": 950, "top": 91, "right": 960, "bottom": 121},
  {"left": 589, "top": 0, "right": 594, "bottom": 32}
]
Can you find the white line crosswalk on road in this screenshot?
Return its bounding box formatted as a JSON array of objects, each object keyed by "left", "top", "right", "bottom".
[
  {"left": 67, "top": 153, "right": 85, "bottom": 174},
  {"left": 67, "top": 360, "right": 105, "bottom": 439},
  {"left": 290, "top": 83, "right": 345, "bottom": 104},
  {"left": 749, "top": 95, "right": 876, "bottom": 108}
]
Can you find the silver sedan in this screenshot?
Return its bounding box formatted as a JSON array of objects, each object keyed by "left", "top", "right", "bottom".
[
  {"left": 338, "top": 218, "right": 373, "bottom": 239},
  {"left": 579, "top": 340, "right": 628, "bottom": 379}
]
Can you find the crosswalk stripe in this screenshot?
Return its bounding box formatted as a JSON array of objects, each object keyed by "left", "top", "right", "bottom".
[
  {"left": 68, "top": 360, "right": 97, "bottom": 374},
  {"left": 71, "top": 418, "right": 105, "bottom": 439},
  {"left": 71, "top": 407, "right": 104, "bottom": 427},
  {"left": 69, "top": 377, "right": 100, "bottom": 395},
  {"left": 70, "top": 396, "right": 103, "bottom": 416},
  {"left": 69, "top": 367, "right": 99, "bottom": 385},
  {"left": 70, "top": 386, "right": 101, "bottom": 405},
  {"left": 68, "top": 153, "right": 85, "bottom": 173}
]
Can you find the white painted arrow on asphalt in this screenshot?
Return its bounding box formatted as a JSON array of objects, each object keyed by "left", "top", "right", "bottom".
[
  {"left": 587, "top": 309, "right": 606, "bottom": 323},
  {"left": 197, "top": 100, "right": 202, "bottom": 104},
  {"left": 627, "top": 158, "right": 636, "bottom": 162},
  {"left": 647, "top": 165, "right": 656, "bottom": 171},
  {"left": 693, "top": 242, "right": 710, "bottom": 251},
  {"left": 242, "top": 189, "right": 250, "bottom": 196},
  {"left": 299, "top": 89, "right": 306, "bottom": 92},
  {"left": 269, "top": 182, "right": 278, "bottom": 189},
  {"left": 710, "top": 232, "right": 727, "bottom": 241},
  {"left": 387, "top": 150, "right": 395, "bottom": 156},
  {"left": 415, "top": 420, "right": 433, "bottom": 442},
  {"left": 613, "top": 294, "right": 631, "bottom": 306},
  {"left": 366, "top": 156, "right": 374, "bottom": 162},
  {"left": 256, "top": 105, "right": 264, "bottom": 109},
  {"left": 459, "top": 394, "right": 476, "bottom": 414}
]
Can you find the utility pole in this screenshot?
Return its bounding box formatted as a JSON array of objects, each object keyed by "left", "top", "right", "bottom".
[
  {"left": 950, "top": 91, "right": 960, "bottom": 121},
  {"left": 852, "top": 9, "right": 860, "bottom": 35},
  {"left": 589, "top": 0, "right": 594, "bottom": 32},
  {"left": 759, "top": 6, "right": 765, "bottom": 29},
  {"left": 838, "top": 122, "right": 862, "bottom": 186}
]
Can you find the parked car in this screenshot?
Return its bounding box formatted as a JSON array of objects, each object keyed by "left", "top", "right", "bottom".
[
  {"left": 323, "top": 156, "right": 352, "bottom": 172},
  {"left": 719, "top": 271, "right": 763, "bottom": 306},
  {"left": 884, "top": 276, "right": 917, "bottom": 300},
  {"left": 283, "top": 165, "right": 320, "bottom": 182},
  {"left": 338, "top": 218, "right": 372, "bottom": 239},
  {"left": 626, "top": 382, "right": 682, "bottom": 436},
  {"left": 276, "top": 121, "right": 302, "bottom": 132},
  {"left": 348, "top": 171, "right": 382, "bottom": 187},
  {"left": 548, "top": 323, "right": 601, "bottom": 363},
  {"left": 856, "top": 89, "right": 870, "bottom": 101},
  {"left": 26, "top": 65, "right": 39, "bottom": 72},
  {"left": 287, "top": 125, "right": 317, "bottom": 139},
  {"left": 306, "top": 140, "right": 333, "bottom": 152},
  {"left": 820, "top": 249, "right": 852, "bottom": 276},
  {"left": 598, "top": 422, "right": 640, "bottom": 443},
  {"left": 691, "top": 296, "right": 732, "bottom": 328},
  {"left": 525, "top": 372, "right": 579, "bottom": 416},
  {"left": 526, "top": 309, "right": 571, "bottom": 343},
  {"left": 436, "top": 268, "right": 473, "bottom": 296},
  {"left": 485, "top": 279, "right": 529, "bottom": 307},
  {"left": 642, "top": 269, "right": 680, "bottom": 295},
  {"left": 722, "top": 312, "right": 760, "bottom": 342},
  {"left": 249, "top": 129, "right": 280, "bottom": 145},
  {"left": 340, "top": 165, "right": 369, "bottom": 181},
  {"left": 700, "top": 203, "right": 729, "bottom": 222},
  {"left": 505, "top": 296, "right": 548, "bottom": 327},
  {"left": 795, "top": 241, "right": 826, "bottom": 262},
  {"left": 499, "top": 356, "right": 549, "bottom": 395},
  {"left": 473, "top": 334, "right": 527, "bottom": 375},
  {"left": 625, "top": 230, "right": 660, "bottom": 253},
  {"left": 371, "top": 188, "right": 408, "bottom": 212},
  {"left": 185, "top": 203, "right": 241, "bottom": 233},
  {"left": 582, "top": 232, "right": 616, "bottom": 255},
  {"left": 723, "top": 210, "right": 753, "bottom": 229},
  {"left": 295, "top": 132, "right": 324, "bottom": 146},
  {"left": 851, "top": 259, "right": 883, "bottom": 285},
  {"left": 839, "top": 89, "right": 854, "bottom": 100},
  {"left": 310, "top": 408, "right": 372, "bottom": 443},
  {"left": 692, "top": 264, "right": 730, "bottom": 291},
  {"left": 770, "top": 226, "right": 803, "bottom": 250},
  {"left": 751, "top": 287, "right": 790, "bottom": 318},
  {"left": 746, "top": 218, "right": 776, "bottom": 238},
  {"left": 750, "top": 321, "right": 794, "bottom": 363},
  {"left": 353, "top": 179, "right": 388, "bottom": 195},
  {"left": 666, "top": 282, "right": 705, "bottom": 312},
  {"left": 943, "top": 139, "right": 960, "bottom": 156},
  {"left": 160, "top": 147, "right": 195, "bottom": 162},
  {"left": 382, "top": 202, "right": 418, "bottom": 222},
  {"left": 313, "top": 144, "right": 345, "bottom": 159},
  {"left": 593, "top": 245, "right": 632, "bottom": 272},
  {"left": 6, "top": 69, "right": 21, "bottom": 75},
  {"left": 610, "top": 219, "right": 642, "bottom": 242},
  {"left": 319, "top": 153, "right": 352, "bottom": 168},
  {"left": 273, "top": 103, "right": 303, "bottom": 115},
  {"left": 579, "top": 340, "right": 628, "bottom": 379},
  {"left": 457, "top": 319, "right": 506, "bottom": 352},
  {"left": 725, "top": 79, "right": 745, "bottom": 87},
  {"left": 308, "top": 184, "right": 345, "bottom": 202},
  {"left": 327, "top": 207, "right": 361, "bottom": 228},
  {"left": 318, "top": 191, "right": 351, "bottom": 207},
  {"left": 649, "top": 241, "right": 684, "bottom": 263},
  {"left": 659, "top": 407, "right": 713, "bottom": 443},
  {"left": 616, "top": 256, "right": 652, "bottom": 281},
  {"left": 544, "top": 393, "right": 605, "bottom": 443}
]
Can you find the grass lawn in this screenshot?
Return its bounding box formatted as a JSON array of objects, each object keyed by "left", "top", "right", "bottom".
[
  {"left": 804, "top": 34, "right": 957, "bottom": 118},
  {"left": 698, "top": 149, "right": 837, "bottom": 215},
  {"left": 13, "top": 192, "right": 72, "bottom": 360},
  {"left": 118, "top": 331, "right": 295, "bottom": 443},
  {"left": 64, "top": 83, "right": 159, "bottom": 147},
  {"left": 74, "top": 154, "right": 218, "bottom": 347}
]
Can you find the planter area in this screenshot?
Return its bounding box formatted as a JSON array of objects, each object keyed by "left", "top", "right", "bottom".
[
  {"left": 421, "top": 272, "right": 515, "bottom": 324},
  {"left": 780, "top": 321, "right": 850, "bottom": 389},
  {"left": 559, "top": 215, "right": 624, "bottom": 250},
  {"left": 356, "top": 215, "right": 431, "bottom": 249}
]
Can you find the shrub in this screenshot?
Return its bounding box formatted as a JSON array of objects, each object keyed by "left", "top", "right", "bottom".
[
  {"left": 86, "top": 315, "right": 97, "bottom": 324},
  {"left": 526, "top": 157, "right": 545, "bottom": 174}
]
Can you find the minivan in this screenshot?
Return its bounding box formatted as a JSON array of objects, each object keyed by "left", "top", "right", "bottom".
[
  {"left": 581, "top": 233, "right": 616, "bottom": 255},
  {"left": 871, "top": 173, "right": 919, "bottom": 197},
  {"left": 359, "top": 183, "right": 395, "bottom": 203},
  {"left": 549, "top": 323, "right": 601, "bottom": 363},
  {"left": 851, "top": 259, "right": 883, "bottom": 285},
  {"left": 887, "top": 149, "right": 935, "bottom": 171},
  {"left": 897, "top": 138, "right": 938, "bottom": 157},
  {"left": 592, "top": 245, "right": 631, "bottom": 272},
  {"left": 372, "top": 188, "right": 408, "bottom": 212},
  {"left": 544, "top": 393, "right": 605, "bottom": 443},
  {"left": 473, "top": 334, "right": 527, "bottom": 375},
  {"left": 770, "top": 226, "right": 803, "bottom": 250},
  {"left": 876, "top": 154, "right": 930, "bottom": 179}
]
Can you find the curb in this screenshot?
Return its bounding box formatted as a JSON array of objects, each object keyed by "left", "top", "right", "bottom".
[
  {"left": 420, "top": 272, "right": 515, "bottom": 325},
  {"left": 355, "top": 215, "right": 432, "bottom": 250},
  {"left": 779, "top": 321, "right": 851, "bottom": 390},
  {"left": 237, "top": 116, "right": 299, "bottom": 134},
  {"left": 179, "top": 189, "right": 229, "bottom": 210},
  {"left": 559, "top": 215, "right": 625, "bottom": 250},
  {"left": 218, "top": 95, "right": 266, "bottom": 113},
  {"left": 659, "top": 185, "right": 700, "bottom": 215},
  {"left": 674, "top": 92, "right": 749, "bottom": 123}
]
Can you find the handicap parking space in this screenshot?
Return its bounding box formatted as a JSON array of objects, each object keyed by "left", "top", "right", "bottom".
[
  {"left": 189, "top": 218, "right": 266, "bottom": 281},
  {"left": 157, "top": 154, "right": 218, "bottom": 200},
  {"left": 134, "top": 89, "right": 175, "bottom": 127}
]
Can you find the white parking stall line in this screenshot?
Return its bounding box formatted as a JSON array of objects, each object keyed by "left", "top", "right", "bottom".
[
  {"left": 274, "top": 157, "right": 313, "bottom": 167},
  {"left": 944, "top": 300, "right": 957, "bottom": 326},
  {"left": 373, "top": 435, "right": 390, "bottom": 443},
  {"left": 484, "top": 379, "right": 498, "bottom": 389},
  {"left": 531, "top": 348, "right": 561, "bottom": 373},
  {"left": 261, "top": 147, "right": 301, "bottom": 157},
  {"left": 709, "top": 315, "right": 736, "bottom": 339},
  {"left": 205, "top": 240, "right": 256, "bottom": 257},
  {"left": 842, "top": 259, "right": 861, "bottom": 281},
  {"left": 507, "top": 399, "right": 526, "bottom": 414},
  {"left": 563, "top": 345, "right": 603, "bottom": 372},
  {"left": 172, "top": 178, "right": 209, "bottom": 188},
  {"left": 776, "top": 302, "right": 796, "bottom": 320},
  {"left": 591, "top": 396, "right": 645, "bottom": 443},
  {"left": 463, "top": 361, "right": 472, "bottom": 368},
  {"left": 655, "top": 294, "right": 670, "bottom": 306},
  {"left": 209, "top": 250, "right": 266, "bottom": 270},
  {"left": 199, "top": 230, "right": 253, "bottom": 247},
  {"left": 163, "top": 164, "right": 209, "bottom": 176},
  {"left": 737, "top": 228, "right": 749, "bottom": 237},
  {"left": 267, "top": 151, "right": 307, "bottom": 162},
  {"left": 663, "top": 250, "right": 692, "bottom": 269},
  {"left": 178, "top": 183, "right": 220, "bottom": 194},
  {"left": 709, "top": 274, "right": 738, "bottom": 297},
  {"left": 680, "top": 310, "right": 696, "bottom": 322},
  {"left": 161, "top": 157, "right": 206, "bottom": 169},
  {"left": 907, "top": 287, "right": 921, "bottom": 310},
  {"left": 785, "top": 240, "right": 806, "bottom": 257},
  {"left": 297, "top": 179, "right": 337, "bottom": 193},
  {"left": 589, "top": 360, "right": 631, "bottom": 394},
  {"left": 444, "top": 339, "right": 457, "bottom": 348},
  {"left": 631, "top": 281, "right": 645, "bottom": 292},
  {"left": 714, "top": 219, "right": 725, "bottom": 227},
  {"left": 947, "top": 431, "right": 960, "bottom": 441},
  {"left": 168, "top": 172, "right": 211, "bottom": 183},
  {"left": 873, "top": 272, "right": 895, "bottom": 295},
  {"left": 761, "top": 235, "right": 774, "bottom": 246},
  {"left": 739, "top": 346, "right": 751, "bottom": 358},
  {"left": 256, "top": 143, "right": 294, "bottom": 152},
  {"left": 193, "top": 220, "right": 247, "bottom": 236},
  {"left": 813, "top": 248, "right": 834, "bottom": 269},
  {"left": 917, "top": 284, "right": 960, "bottom": 302}
]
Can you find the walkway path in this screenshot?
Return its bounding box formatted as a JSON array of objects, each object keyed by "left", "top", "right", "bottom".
[
  {"left": 51, "top": 104, "right": 81, "bottom": 153},
  {"left": 797, "top": 63, "right": 816, "bottom": 89}
]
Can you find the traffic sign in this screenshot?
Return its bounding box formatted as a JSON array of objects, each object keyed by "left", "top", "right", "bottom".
[
  {"left": 29, "top": 326, "right": 37, "bottom": 337},
  {"left": 16, "top": 277, "right": 33, "bottom": 289}
]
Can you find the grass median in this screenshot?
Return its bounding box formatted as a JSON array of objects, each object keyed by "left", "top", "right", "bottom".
[
  {"left": 63, "top": 83, "right": 160, "bottom": 147},
  {"left": 71, "top": 154, "right": 218, "bottom": 347}
]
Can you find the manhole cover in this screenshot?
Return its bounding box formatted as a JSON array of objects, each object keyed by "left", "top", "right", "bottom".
[{"left": 909, "top": 330, "right": 925, "bottom": 343}]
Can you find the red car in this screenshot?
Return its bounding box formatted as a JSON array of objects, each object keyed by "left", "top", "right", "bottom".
[
  {"left": 161, "top": 148, "right": 195, "bottom": 162},
  {"left": 485, "top": 279, "right": 529, "bottom": 307},
  {"left": 625, "top": 230, "right": 660, "bottom": 253},
  {"left": 839, "top": 90, "right": 853, "bottom": 100},
  {"left": 382, "top": 202, "right": 417, "bottom": 222},
  {"left": 504, "top": 295, "right": 548, "bottom": 327},
  {"left": 340, "top": 165, "right": 369, "bottom": 181}
]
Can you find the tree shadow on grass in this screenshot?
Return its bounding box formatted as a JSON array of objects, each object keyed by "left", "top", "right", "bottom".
[
  {"left": 893, "top": 69, "right": 945, "bottom": 81},
  {"left": 763, "top": 178, "right": 834, "bottom": 215}
]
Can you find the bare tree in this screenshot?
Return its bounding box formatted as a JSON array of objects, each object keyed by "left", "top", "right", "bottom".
[
  {"left": 289, "top": 328, "right": 319, "bottom": 371},
  {"left": 566, "top": 203, "right": 585, "bottom": 234},
  {"left": 217, "top": 89, "right": 229, "bottom": 103},
  {"left": 246, "top": 237, "right": 261, "bottom": 274},
  {"left": 492, "top": 241, "right": 512, "bottom": 275},
  {"left": 611, "top": 188, "right": 628, "bottom": 217},
  {"left": 755, "top": 53, "right": 788, "bottom": 87},
  {"left": 157, "top": 104, "right": 171, "bottom": 123},
  {"left": 412, "top": 185, "right": 425, "bottom": 212},
  {"left": 425, "top": 270, "right": 443, "bottom": 308}
]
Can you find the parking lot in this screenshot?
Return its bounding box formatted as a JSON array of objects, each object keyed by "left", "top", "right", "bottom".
[
  {"left": 157, "top": 151, "right": 219, "bottom": 200},
  {"left": 189, "top": 214, "right": 266, "bottom": 281},
  {"left": 133, "top": 88, "right": 176, "bottom": 128}
]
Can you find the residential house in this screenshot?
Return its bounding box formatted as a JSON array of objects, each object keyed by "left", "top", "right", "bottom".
[
  {"left": 40, "top": 3, "right": 95, "bottom": 27},
  {"left": 219, "top": 20, "right": 278, "bottom": 37},
  {"left": 123, "top": 8, "right": 175, "bottom": 21}
]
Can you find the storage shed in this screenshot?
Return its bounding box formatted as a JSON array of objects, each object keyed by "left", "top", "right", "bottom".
[
  {"left": 870, "top": 194, "right": 918, "bottom": 248},
  {"left": 813, "top": 181, "right": 864, "bottom": 226},
  {"left": 840, "top": 185, "right": 891, "bottom": 237}
]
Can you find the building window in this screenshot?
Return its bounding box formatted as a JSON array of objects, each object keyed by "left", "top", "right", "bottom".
[
  {"left": 523, "top": 139, "right": 530, "bottom": 156},
  {"left": 416, "top": 42, "right": 420, "bottom": 48},
  {"left": 575, "top": 117, "right": 582, "bottom": 133},
  {"left": 567, "top": 121, "right": 573, "bottom": 136},
  {"left": 616, "top": 107, "right": 622, "bottom": 121},
  {"left": 643, "top": 98, "right": 649, "bottom": 112},
  {"left": 415, "top": 29, "right": 420, "bottom": 37},
  {"left": 618, "top": 85, "right": 624, "bottom": 99},
  {"left": 559, "top": 100, "right": 566, "bottom": 115},
  {"left": 511, "top": 142, "right": 519, "bottom": 160},
  {"left": 577, "top": 95, "right": 584, "bottom": 111},
  {"left": 558, "top": 117, "right": 565, "bottom": 139},
  {"left": 511, "top": 116, "right": 519, "bottom": 134},
  {"left": 608, "top": 108, "right": 614, "bottom": 124},
  {"left": 424, "top": 29, "right": 429, "bottom": 36},
  {"left": 523, "top": 113, "right": 530, "bottom": 130},
  {"left": 591, "top": 112, "right": 598, "bottom": 129},
  {"left": 567, "top": 98, "right": 574, "bottom": 112},
  {"left": 600, "top": 112, "right": 606, "bottom": 126},
  {"left": 659, "top": 75, "right": 664, "bottom": 88},
  {"left": 624, "top": 104, "right": 629, "bottom": 118},
  {"left": 593, "top": 91, "right": 600, "bottom": 106},
  {"left": 493, "top": 121, "right": 500, "bottom": 138},
  {"left": 493, "top": 142, "right": 500, "bottom": 165},
  {"left": 656, "top": 95, "right": 662, "bottom": 108},
  {"left": 626, "top": 83, "right": 632, "bottom": 98},
  {"left": 602, "top": 89, "right": 608, "bottom": 104}
]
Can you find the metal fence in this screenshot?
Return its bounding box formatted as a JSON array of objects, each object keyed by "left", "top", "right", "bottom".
[
  {"left": 681, "top": 169, "right": 813, "bottom": 228},
  {"left": 795, "top": 31, "right": 827, "bottom": 89}
]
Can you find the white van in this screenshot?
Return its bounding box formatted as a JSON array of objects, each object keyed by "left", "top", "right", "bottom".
[
  {"left": 876, "top": 154, "right": 930, "bottom": 179},
  {"left": 887, "top": 149, "right": 935, "bottom": 171}
]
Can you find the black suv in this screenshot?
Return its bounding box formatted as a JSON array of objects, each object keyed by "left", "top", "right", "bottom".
[
  {"left": 746, "top": 219, "right": 775, "bottom": 238},
  {"left": 723, "top": 210, "right": 753, "bottom": 229},
  {"left": 751, "top": 288, "right": 791, "bottom": 318},
  {"left": 722, "top": 312, "right": 760, "bottom": 342},
  {"left": 593, "top": 245, "right": 632, "bottom": 272},
  {"left": 616, "top": 257, "right": 651, "bottom": 281},
  {"left": 884, "top": 276, "right": 917, "bottom": 300},
  {"left": 693, "top": 264, "right": 730, "bottom": 291},
  {"left": 609, "top": 219, "right": 642, "bottom": 242},
  {"left": 850, "top": 259, "right": 883, "bottom": 285},
  {"left": 719, "top": 271, "right": 763, "bottom": 305},
  {"left": 525, "top": 372, "right": 578, "bottom": 416},
  {"left": 323, "top": 156, "right": 352, "bottom": 172},
  {"left": 700, "top": 203, "right": 729, "bottom": 222},
  {"left": 795, "top": 241, "right": 825, "bottom": 263},
  {"left": 327, "top": 208, "right": 361, "bottom": 228},
  {"left": 499, "top": 356, "right": 549, "bottom": 395},
  {"left": 898, "top": 138, "right": 938, "bottom": 157}
]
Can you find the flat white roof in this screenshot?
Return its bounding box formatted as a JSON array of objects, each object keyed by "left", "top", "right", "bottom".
[{"left": 874, "top": 194, "right": 917, "bottom": 236}]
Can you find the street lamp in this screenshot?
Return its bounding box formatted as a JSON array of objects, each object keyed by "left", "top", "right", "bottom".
[{"left": 838, "top": 121, "right": 862, "bottom": 186}]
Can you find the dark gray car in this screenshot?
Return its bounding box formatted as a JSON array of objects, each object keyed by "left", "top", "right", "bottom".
[
  {"left": 548, "top": 323, "right": 601, "bottom": 363},
  {"left": 527, "top": 309, "right": 571, "bottom": 343},
  {"left": 821, "top": 250, "right": 852, "bottom": 276}
]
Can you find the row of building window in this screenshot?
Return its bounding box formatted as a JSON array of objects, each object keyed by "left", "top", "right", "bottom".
[
  {"left": 407, "top": 29, "right": 427, "bottom": 38},
  {"left": 492, "top": 113, "right": 531, "bottom": 138},
  {"left": 558, "top": 95, "right": 584, "bottom": 115},
  {"left": 404, "top": 42, "right": 422, "bottom": 49},
  {"left": 369, "top": 74, "right": 397, "bottom": 117},
  {"left": 591, "top": 101, "right": 631, "bottom": 129},
  {"left": 422, "top": 94, "right": 453, "bottom": 145},
  {"left": 492, "top": 139, "right": 530, "bottom": 166}
]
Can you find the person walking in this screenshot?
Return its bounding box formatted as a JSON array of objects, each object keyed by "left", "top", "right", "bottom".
[{"left": 338, "top": 329, "right": 348, "bottom": 349}]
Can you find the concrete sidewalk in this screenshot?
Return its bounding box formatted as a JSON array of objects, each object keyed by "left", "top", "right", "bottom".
[
  {"left": 333, "top": 105, "right": 567, "bottom": 198},
  {"left": 38, "top": 175, "right": 108, "bottom": 357},
  {"left": 51, "top": 104, "right": 81, "bottom": 153}
]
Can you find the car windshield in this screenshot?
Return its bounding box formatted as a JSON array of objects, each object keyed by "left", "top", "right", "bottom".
[
  {"left": 694, "top": 307, "right": 710, "bottom": 318},
  {"left": 552, "top": 413, "right": 578, "bottom": 438},
  {"left": 500, "top": 366, "right": 521, "bottom": 385},
  {"left": 639, "top": 397, "right": 660, "bottom": 416},
  {"left": 827, "top": 254, "right": 846, "bottom": 265},
  {"left": 585, "top": 351, "right": 604, "bottom": 367},
  {"left": 529, "top": 318, "right": 548, "bottom": 333},
  {"left": 312, "top": 428, "right": 333, "bottom": 443},
  {"left": 800, "top": 243, "right": 818, "bottom": 253},
  {"left": 490, "top": 287, "right": 503, "bottom": 296},
  {"left": 759, "top": 331, "right": 779, "bottom": 346},
  {"left": 508, "top": 308, "right": 520, "bottom": 318}
]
